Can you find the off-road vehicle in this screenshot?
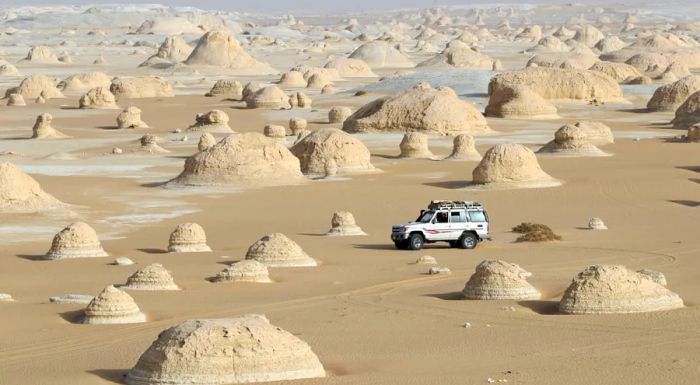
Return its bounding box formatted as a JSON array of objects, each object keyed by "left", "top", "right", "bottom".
[{"left": 391, "top": 200, "right": 490, "bottom": 250}]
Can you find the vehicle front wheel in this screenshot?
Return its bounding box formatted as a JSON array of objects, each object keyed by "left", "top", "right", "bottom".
[
  {"left": 459, "top": 233, "right": 478, "bottom": 249},
  {"left": 408, "top": 233, "right": 424, "bottom": 250}
]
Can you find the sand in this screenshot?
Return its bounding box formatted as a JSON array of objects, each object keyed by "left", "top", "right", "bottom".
[{"left": 1, "top": 3, "right": 700, "bottom": 385}]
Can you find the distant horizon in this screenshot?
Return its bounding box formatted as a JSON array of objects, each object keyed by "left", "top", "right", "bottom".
[{"left": 0, "top": 1, "right": 657, "bottom": 14}]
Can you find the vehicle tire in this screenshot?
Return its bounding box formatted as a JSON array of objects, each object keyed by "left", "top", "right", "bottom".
[
  {"left": 448, "top": 240, "right": 459, "bottom": 248},
  {"left": 408, "top": 233, "right": 424, "bottom": 250},
  {"left": 458, "top": 232, "right": 478, "bottom": 249}
]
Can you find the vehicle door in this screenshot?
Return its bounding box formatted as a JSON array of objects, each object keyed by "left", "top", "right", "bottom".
[
  {"left": 449, "top": 209, "right": 468, "bottom": 237},
  {"left": 467, "top": 210, "right": 488, "bottom": 236},
  {"left": 427, "top": 210, "right": 451, "bottom": 240}
]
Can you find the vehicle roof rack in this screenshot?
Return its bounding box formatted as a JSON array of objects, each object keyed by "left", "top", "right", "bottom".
[{"left": 428, "top": 200, "right": 482, "bottom": 210}]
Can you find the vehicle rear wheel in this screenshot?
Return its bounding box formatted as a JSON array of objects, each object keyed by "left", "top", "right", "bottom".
[
  {"left": 459, "top": 232, "right": 478, "bottom": 249},
  {"left": 408, "top": 233, "right": 424, "bottom": 250}
]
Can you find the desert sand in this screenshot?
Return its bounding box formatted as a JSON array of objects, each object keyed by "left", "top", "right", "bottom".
[{"left": 1, "top": 2, "right": 700, "bottom": 385}]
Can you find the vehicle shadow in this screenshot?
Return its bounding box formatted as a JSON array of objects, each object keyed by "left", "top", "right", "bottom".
[{"left": 352, "top": 244, "right": 398, "bottom": 250}]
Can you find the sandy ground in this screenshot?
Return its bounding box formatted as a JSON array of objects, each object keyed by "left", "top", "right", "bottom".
[{"left": 1, "top": 4, "right": 700, "bottom": 384}]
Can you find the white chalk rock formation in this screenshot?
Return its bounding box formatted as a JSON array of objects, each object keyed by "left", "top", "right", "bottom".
[
  {"left": 7, "top": 93, "right": 26, "bottom": 106},
  {"left": 485, "top": 85, "right": 558, "bottom": 119},
  {"left": 637, "top": 269, "right": 667, "bottom": 286},
  {"left": 672, "top": 91, "right": 700, "bottom": 128},
  {"left": 324, "top": 58, "right": 377, "bottom": 77},
  {"left": 23, "top": 46, "right": 59, "bottom": 63},
  {"left": 289, "top": 92, "right": 312, "bottom": 108},
  {"left": 444, "top": 134, "right": 481, "bottom": 161},
  {"left": 647, "top": 75, "right": 700, "bottom": 112},
  {"left": 168, "top": 223, "right": 211, "bottom": 253},
  {"left": 329, "top": 106, "right": 352, "bottom": 123},
  {"left": 124, "top": 315, "right": 325, "bottom": 384},
  {"left": 348, "top": 41, "right": 414, "bottom": 68},
  {"left": 113, "top": 257, "right": 135, "bottom": 266},
  {"left": 211, "top": 260, "right": 272, "bottom": 283},
  {"left": 205, "top": 79, "right": 243, "bottom": 99},
  {"left": 79, "top": 87, "right": 119, "bottom": 109},
  {"left": 59, "top": 72, "right": 112, "bottom": 92},
  {"left": 344, "top": 82, "right": 489, "bottom": 135},
  {"left": 290, "top": 128, "right": 375, "bottom": 176},
  {"left": 137, "top": 134, "right": 168, "bottom": 154},
  {"left": 571, "top": 121, "right": 614, "bottom": 146},
  {"left": 187, "top": 110, "right": 231, "bottom": 132},
  {"left": 6, "top": 75, "right": 65, "bottom": 99},
  {"left": 278, "top": 71, "right": 307, "bottom": 87},
  {"left": 245, "top": 85, "right": 291, "bottom": 109},
  {"left": 168, "top": 133, "right": 304, "bottom": 188},
  {"left": 462, "top": 260, "right": 541, "bottom": 300},
  {"left": 537, "top": 124, "right": 607, "bottom": 156},
  {"left": 198, "top": 133, "right": 217, "bottom": 151},
  {"left": 110, "top": 77, "right": 174, "bottom": 99},
  {"left": 472, "top": 144, "right": 555, "bottom": 186},
  {"left": 0, "top": 162, "right": 65, "bottom": 213},
  {"left": 0, "top": 61, "right": 19, "bottom": 75},
  {"left": 83, "top": 285, "right": 146, "bottom": 324},
  {"left": 588, "top": 217, "right": 607, "bottom": 230},
  {"left": 184, "top": 30, "right": 275, "bottom": 74},
  {"left": 245, "top": 233, "right": 317, "bottom": 267},
  {"left": 117, "top": 106, "right": 148, "bottom": 129},
  {"left": 122, "top": 263, "right": 179, "bottom": 291},
  {"left": 687, "top": 125, "right": 700, "bottom": 142},
  {"left": 488, "top": 68, "right": 623, "bottom": 103},
  {"left": 0, "top": 293, "right": 14, "bottom": 302},
  {"left": 139, "top": 36, "right": 192, "bottom": 68},
  {"left": 415, "top": 255, "right": 437, "bottom": 265},
  {"left": 418, "top": 41, "right": 499, "bottom": 69},
  {"left": 50, "top": 294, "right": 94, "bottom": 304},
  {"left": 44, "top": 222, "right": 108, "bottom": 260},
  {"left": 289, "top": 118, "right": 307, "bottom": 135},
  {"left": 31, "top": 113, "right": 67, "bottom": 139},
  {"left": 326, "top": 211, "right": 366, "bottom": 236},
  {"left": 559, "top": 265, "right": 684, "bottom": 314},
  {"left": 399, "top": 132, "right": 434, "bottom": 159},
  {"left": 263, "top": 125, "right": 286, "bottom": 138},
  {"left": 589, "top": 61, "right": 642, "bottom": 83}
]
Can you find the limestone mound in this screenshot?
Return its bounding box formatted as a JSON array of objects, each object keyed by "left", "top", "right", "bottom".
[
  {"left": 537, "top": 124, "right": 607, "bottom": 157},
  {"left": 137, "top": 134, "right": 168, "bottom": 154},
  {"left": 58, "top": 72, "right": 112, "bottom": 92},
  {"left": 324, "top": 58, "right": 377, "bottom": 77},
  {"left": 168, "top": 133, "right": 305, "bottom": 188},
  {"left": 637, "top": 269, "right": 667, "bottom": 286},
  {"left": 488, "top": 68, "right": 623, "bottom": 103},
  {"left": 110, "top": 77, "right": 174, "bottom": 99},
  {"left": 168, "top": 223, "right": 211, "bottom": 253},
  {"left": 245, "top": 233, "right": 317, "bottom": 267},
  {"left": 572, "top": 121, "right": 614, "bottom": 146},
  {"left": 44, "top": 222, "right": 108, "bottom": 260},
  {"left": 399, "top": 132, "right": 434, "bottom": 159},
  {"left": 32, "top": 113, "right": 67, "bottom": 139},
  {"left": 0, "top": 293, "right": 14, "bottom": 302},
  {"left": 472, "top": 144, "right": 555, "bottom": 186},
  {"left": 289, "top": 118, "right": 307, "bottom": 135},
  {"left": 589, "top": 61, "right": 642, "bottom": 83},
  {"left": 5, "top": 75, "right": 65, "bottom": 99},
  {"left": 278, "top": 71, "right": 307, "bottom": 87},
  {"left": 117, "top": 106, "right": 148, "bottom": 129},
  {"left": 83, "top": 285, "right": 146, "bottom": 324},
  {"left": 572, "top": 24, "right": 605, "bottom": 47},
  {"left": 79, "top": 87, "right": 119, "bottom": 109},
  {"left": 671, "top": 91, "right": 700, "bottom": 129},
  {"left": 198, "top": 133, "right": 217, "bottom": 151},
  {"left": 485, "top": 85, "right": 558, "bottom": 119},
  {"left": 0, "top": 61, "right": 19, "bottom": 75},
  {"left": 23, "top": 46, "right": 59, "bottom": 63},
  {"left": 289, "top": 92, "right": 312, "bottom": 109},
  {"left": 124, "top": 315, "right": 325, "bottom": 385},
  {"left": 594, "top": 36, "right": 627, "bottom": 53},
  {"left": 326, "top": 211, "right": 366, "bottom": 236},
  {"left": 205, "top": 79, "right": 242, "bottom": 99},
  {"left": 526, "top": 52, "right": 599, "bottom": 71},
  {"left": 263, "top": 125, "right": 286, "bottom": 138},
  {"left": 134, "top": 17, "right": 203, "bottom": 35},
  {"left": 211, "top": 260, "right": 271, "bottom": 283},
  {"left": 417, "top": 42, "right": 497, "bottom": 69},
  {"left": 415, "top": 255, "right": 437, "bottom": 265},
  {"left": 306, "top": 73, "right": 332, "bottom": 89},
  {"left": 343, "top": 82, "right": 490, "bottom": 135},
  {"left": 443, "top": 134, "right": 481, "bottom": 161},
  {"left": 588, "top": 217, "right": 607, "bottom": 230},
  {"left": 187, "top": 110, "right": 231, "bottom": 132},
  {"left": 348, "top": 41, "right": 413, "bottom": 69},
  {"left": 7, "top": 93, "right": 26, "bottom": 106},
  {"left": 290, "top": 128, "right": 374, "bottom": 176},
  {"left": 184, "top": 30, "right": 275, "bottom": 74},
  {"left": 647, "top": 75, "right": 700, "bottom": 112},
  {"left": 0, "top": 162, "right": 65, "bottom": 213},
  {"left": 559, "top": 265, "right": 684, "bottom": 314},
  {"left": 525, "top": 36, "right": 570, "bottom": 53},
  {"left": 122, "top": 263, "right": 179, "bottom": 291},
  {"left": 462, "top": 260, "right": 541, "bottom": 300},
  {"left": 687, "top": 125, "right": 700, "bottom": 142},
  {"left": 139, "top": 36, "right": 192, "bottom": 68},
  {"left": 329, "top": 106, "right": 352, "bottom": 124},
  {"left": 245, "top": 85, "right": 291, "bottom": 109},
  {"left": 50, "top": 294, "right": 94, "bottom": 304}
]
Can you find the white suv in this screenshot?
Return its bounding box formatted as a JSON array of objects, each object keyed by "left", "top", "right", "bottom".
[{"left": 391, "top": 200, "right": 490, "bottom": 250}]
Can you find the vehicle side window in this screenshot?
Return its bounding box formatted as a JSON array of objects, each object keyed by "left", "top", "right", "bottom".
[
  {"left": 469, "top": 211, "right": 486, "bottom": 222},
  {"left": 450, "top": 211, "right": 467, "bottom": 223},
  {"left": 436, "top": 212, "right": 449, "bottom": 223}
]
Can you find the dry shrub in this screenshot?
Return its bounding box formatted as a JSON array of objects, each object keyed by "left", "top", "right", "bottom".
[{"left": 512, "top": 222, "right": 562, "bottom": 242}]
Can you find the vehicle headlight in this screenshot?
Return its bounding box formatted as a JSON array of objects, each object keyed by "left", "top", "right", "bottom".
[{"left": 401, "top": 227, "right": 408, "bottom": 232}]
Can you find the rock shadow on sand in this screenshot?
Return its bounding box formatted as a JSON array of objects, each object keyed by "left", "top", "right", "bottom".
[
  {"left": 424, "top": 292, "right": 464, "bottom": 301},
  {"left": 517, "top": 300, "right": 561, "bottom": 315},
  {"left": 137, "top": 248, "right": 169, "bottom": 254},
  {"left": 88, "top": 369, "right": 128, "bottom": 384}
]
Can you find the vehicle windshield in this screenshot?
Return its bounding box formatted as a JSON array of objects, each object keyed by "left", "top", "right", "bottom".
[{"left": 416, "top": 210, "right": 435, "bottom": 223}]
